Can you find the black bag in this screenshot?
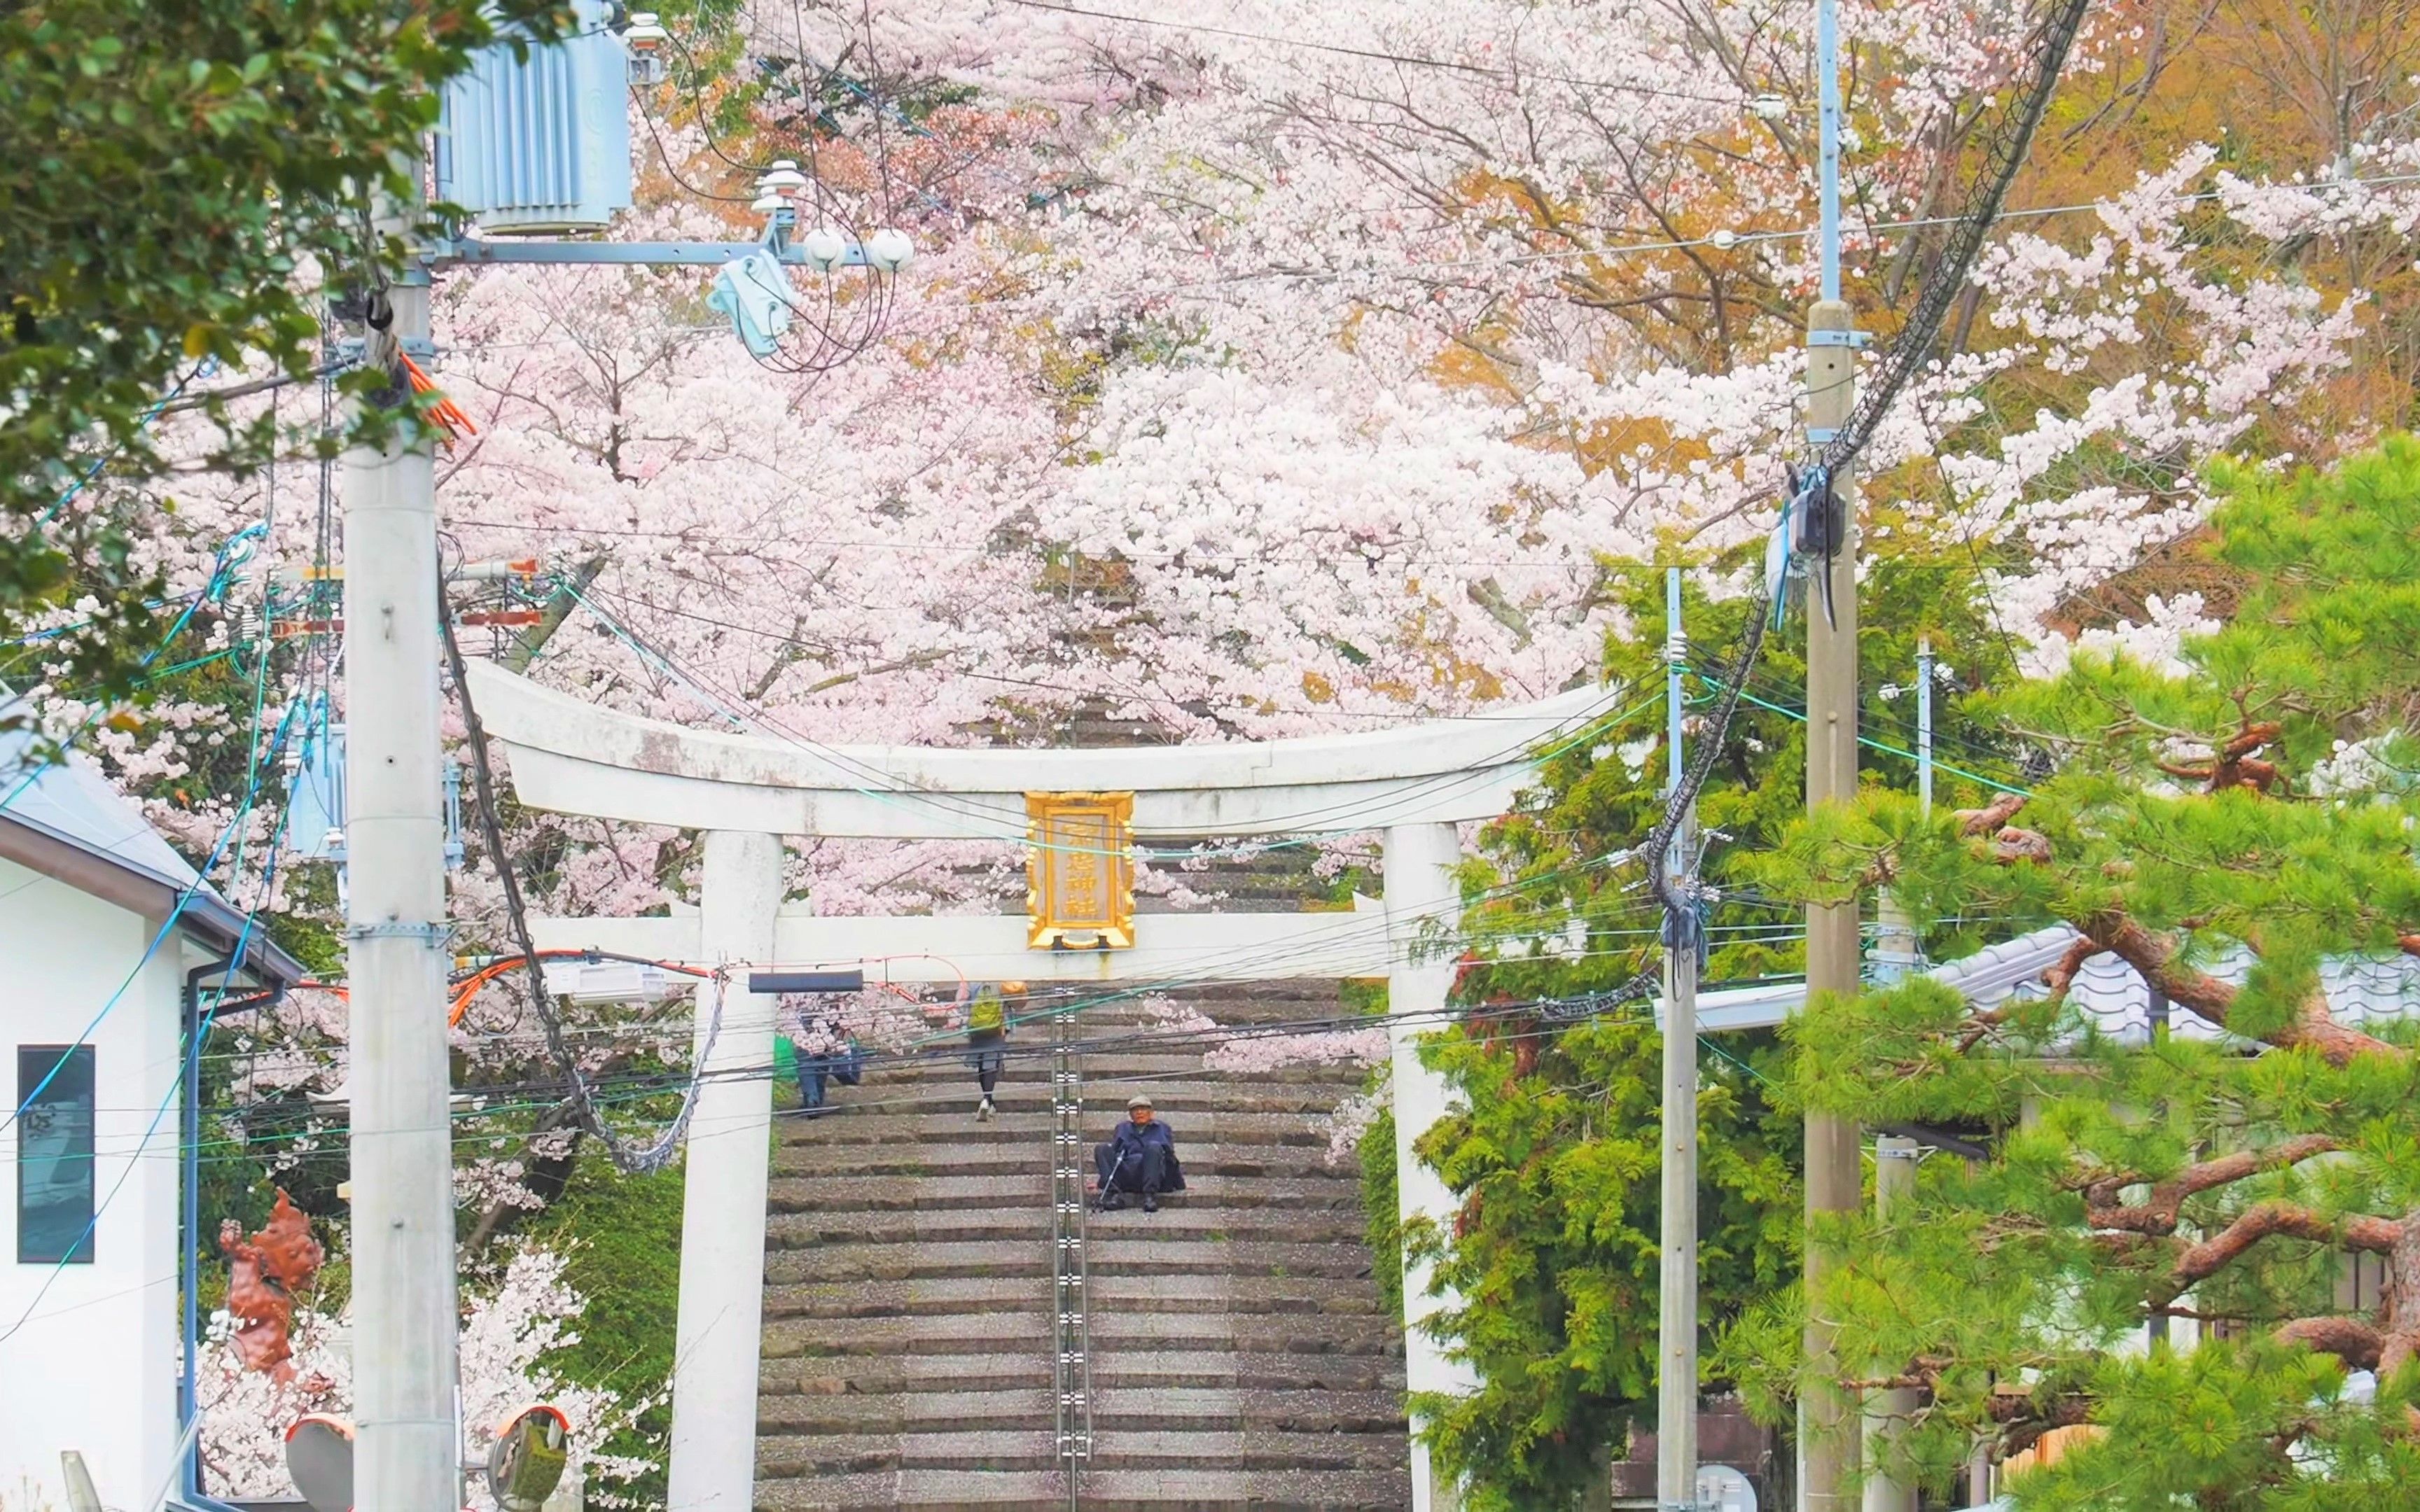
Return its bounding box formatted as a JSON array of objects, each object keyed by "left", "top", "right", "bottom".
[{"left": 833, "top": 1040, "right": 865, "bottom": 1086}]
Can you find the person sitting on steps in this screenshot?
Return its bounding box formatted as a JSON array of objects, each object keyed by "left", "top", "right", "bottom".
[{"left": 1094, "top": 1095, "right": 1183, "bottom": 1213}]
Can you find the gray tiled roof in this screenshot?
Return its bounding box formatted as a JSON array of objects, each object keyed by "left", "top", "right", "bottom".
[
  {"left": 1935, "top": 924, "right": 2420, "bottom": 1045},
  {"left": 1668, "top": 922, "right": 2420, "bottom": 1042},
  {"left": 0, "top": 699, "right": 303, "bottom": 983}
]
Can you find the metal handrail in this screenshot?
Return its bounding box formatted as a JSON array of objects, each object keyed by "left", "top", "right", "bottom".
[{"left": 1050, "top": 1006, "right": 1093, "bottom": 1508}]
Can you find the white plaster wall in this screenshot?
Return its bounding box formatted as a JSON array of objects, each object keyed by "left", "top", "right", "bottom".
[{"left": 0, "top": 858, "right": 181, "bottom": 1512}]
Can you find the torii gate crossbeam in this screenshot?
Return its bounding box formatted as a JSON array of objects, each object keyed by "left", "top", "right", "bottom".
[{"left": 467, "top": 661, "right": 1630, "bottom": 1512}]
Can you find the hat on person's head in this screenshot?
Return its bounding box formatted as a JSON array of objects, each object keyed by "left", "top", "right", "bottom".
[
  {"left": 1001, "top": 980, "right": 1028, "bottom": 995},
  {"left": 1127, "top": 1095, "right": 1153, "bottom": 1111}
]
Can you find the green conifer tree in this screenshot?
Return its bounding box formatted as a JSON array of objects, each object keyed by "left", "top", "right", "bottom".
[
  {"left": 1727, "top": 438, "right": 2420, "bottom": 1506},
  {"left": 1407, "top": 554, "right": 2015, "bottom": 1507}
]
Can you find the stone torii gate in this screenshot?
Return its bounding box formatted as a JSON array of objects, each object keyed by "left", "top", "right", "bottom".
[{"left": 465, "top": 661, "right": 1623, "bottom": 1512}]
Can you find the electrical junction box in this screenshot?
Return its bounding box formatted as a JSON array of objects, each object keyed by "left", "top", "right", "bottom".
[
  {"left": 286, "top": 720, "right": 346, "bottom": 861},
  {"left": 436, "top": 0, "right": 634, "bottom": 234},
  {"left": 541, "top": 957, "right": 681, "bottom": 1004}
]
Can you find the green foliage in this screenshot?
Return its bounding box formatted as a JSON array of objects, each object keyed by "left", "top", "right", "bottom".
[
  {"left": 2012, "top": 1342, "right": 2420, "bottom": 1508},
  {"left": 1991, "top": 435, "right": 2420, "bottom": 785},
  {"left": 1361, "top": 1091, "right": 1403, "bottom": 1324},
  {"left": 1751, "top": 440, "right": 2420, "bottom": 1505},
  {"left": 0, "top": 0, "right": 561, "bottom": 707},
  {"left": 1410, "top": 1012, "right": 1797, "bottom": 1509},
  {"left": 1404, "top": 556, "right": 2008, "bottom": 1504},
  {"left": 527, "top": 1152, "right": 686, "bottom": 1504}
]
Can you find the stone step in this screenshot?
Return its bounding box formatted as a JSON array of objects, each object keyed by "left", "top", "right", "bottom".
[
  {"left": 766, "top": 1207, "right": 1052, "bottom": 1247},
  {"left": 776, "top": 1140, "right": 1351, "bottom": 1182},
  {"left": 780, "top": 1109, "right": 1050, "bottom": 1142},
  {"left": 1071, "top": 1054, "right": 1375, "bottom": 1082},
  {"left": 756, "top": 1466, "right": 1062, "bottom": 1509},
  {"left": 1087, "top": 1273, "right": 1384, "bottom": 1317},
  {"left": 1073, "top": 1465, "right": 1412, "bottom": 1506},
  {"left": 1090, "top": 1385, "right": 1405, "bottom": 1434},
  {"left": 764, "top": 1170, "right": 1358, "bottom": 1215},
  {"left": 768, "top": 1172, "right": 1050, "bottom": 1212},
  {"left": 758, "top": 1429, "right": 1057, "bottom": 1476},
  {"left": 1087, "top": 1312, "right": 1394, "bottom": 1357},
  {"left": 758, "top": 1386, "right": 1053, "bottom": 1434},
  {"left": 779, "top": 1112, "right": 1337, "bottom": 1158},
  {"left": 1087, "top": 1349, "right": 1405, "bottom": 1392},
  {"left": 779, "top": 1107, "right": 1053, "bottom": 1143},
  {"left": 765, "top": 1195, "right": 1365, "bottom": 1248},
  {"left": 1085, "top": 1237, "right": 1379, "bottom": 1278},
  {"left": 756, "top": 1462, "right": 1413, "bottom": 1511},
  {"left": 766, "top": 1239, "right": 1050, "bottom": 1283},
  {"left": 766, "top": 1350, "right": 1051, "bottom": 1398},
  {"left": 763, "top": 1309, "right": 1050, "bottom": 1361},
  {"left": 1087, "top": 1428, "right": 1405, "bottom": 1471},
  {"left": 765, "top": 1276, "right": 1052, "bottom": 1321},
  {"left": 1070, "top": 1086, "right": 1365, "bottom": 1115},
  {"left": 1077, "top": 1205, "right": 1366, "bottom": 1245}
]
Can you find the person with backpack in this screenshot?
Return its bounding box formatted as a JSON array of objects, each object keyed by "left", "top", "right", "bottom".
[{"left": 966, "top": 979, "right": 1022, "bottom": 1121}]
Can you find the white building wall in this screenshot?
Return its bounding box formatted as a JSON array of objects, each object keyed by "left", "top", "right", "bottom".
[{"left": 0, "top": 858, "right": 183, "bottom": 1512}]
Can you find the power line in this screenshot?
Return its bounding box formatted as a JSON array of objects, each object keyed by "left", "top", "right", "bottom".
[
  {"left": 995, "top": 0, "right": 1743, "bottom": 105},
  {"left": 555, "top": 578, "right": 1653, "bottom": 853},
  {"left": 442, "top": 584, "right": 722, "bottom": 1176}
]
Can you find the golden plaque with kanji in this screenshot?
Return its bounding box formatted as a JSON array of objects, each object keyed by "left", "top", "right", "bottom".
[{"left": 1025, "top": 792, "right": 1136, "bottom": 949}]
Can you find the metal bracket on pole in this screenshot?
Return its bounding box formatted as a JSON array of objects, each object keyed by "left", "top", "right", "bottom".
[
  {"left": 333, "top": 336, "right": 436, "bottom": 363},
  {"left": 1805, "top": 328, "right": 1870, "bottom": 347},
  {"left": 345, "top": 920, "right": 452, "bottom": 944},
  {"left": 1804, "top": 427, "right": 1840, "bottom": 445},
  {"left": 429, "top": 237, "right": 870, "bottom": 270}
]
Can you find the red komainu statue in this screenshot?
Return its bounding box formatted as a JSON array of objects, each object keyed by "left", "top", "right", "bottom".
[{"left": 219, "top": 1189, "right": 326, "bottom": 1380}]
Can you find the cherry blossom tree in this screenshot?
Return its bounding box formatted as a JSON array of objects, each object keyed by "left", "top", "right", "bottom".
[{"left": 36, "top": 0, "right": 2420, "bottom": 1485}]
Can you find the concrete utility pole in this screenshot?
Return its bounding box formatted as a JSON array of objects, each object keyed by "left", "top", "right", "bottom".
[
  {"left": 344, "top": 198, "right": 461, "bottom": 1511},
  {"left": 1861, "top": 1137, "right": 1920, "bottom": 1512},
  {"left": 1657, "top": 568, "right": 1700, "bottom": 1512},
  {"left": 1916, "top": 638, "right": 1934, "bottom": 818},
  {"left": 1801, "top": 0, "right": 1863, "bottom": 1499}
]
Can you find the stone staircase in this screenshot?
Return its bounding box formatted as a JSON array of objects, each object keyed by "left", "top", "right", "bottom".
[{"left": 753, "top": 981, "right": 1409, "bottom": 1510}]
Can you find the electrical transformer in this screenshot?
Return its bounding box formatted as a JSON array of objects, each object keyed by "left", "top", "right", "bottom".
[{"left": 435, "top": 0, "right": 634, "bottom": 234}]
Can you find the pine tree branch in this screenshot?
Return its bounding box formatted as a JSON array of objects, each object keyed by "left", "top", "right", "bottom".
[
  {"left": 2082, "top": 1134, "right": 2344, "bottom": 1231},
  {"left": 2154, "top": 1201, "right": 2400, "bottom": 1304},
  {"left": 2082, "top": 911, "right": 2398, "bottom": 1067},
  {"left": 2273, "top": 1315, "right": 2384, "bottom": 1368},
  {"left": 1987, "top": 1390, "right": 2094, "bottom": 1459},
  {"left": 1944, "top": 794, "right": 2400, "bottom": 1065},
  {"left": 2381, "top": 1217, "right": 2420, "bottom": 1379}
]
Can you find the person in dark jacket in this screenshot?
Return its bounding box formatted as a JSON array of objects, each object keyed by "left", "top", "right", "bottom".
[
  {"left": 791, "top": 1000, "right": 847, "bottom": 1116},
  {"left": 1094, "top": 1096, "right": 1183, "bottom": 1213}
]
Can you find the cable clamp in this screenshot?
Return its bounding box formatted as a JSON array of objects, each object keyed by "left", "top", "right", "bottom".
[
  {"left": 1804, "top": 426, "right": 1840, "bottom": 444},
  {"left": 345, "top": 920, "right": 451, "bottom": 944},
  {"left": 1806, "top": 328, "right": 1870, "bottom": 347},
  {"left": 330, "top": 336, "right": 436, "bottom": 363}
]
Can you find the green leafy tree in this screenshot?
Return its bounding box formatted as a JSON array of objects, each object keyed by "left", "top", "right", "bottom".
[
  {"left": 1, "top": 0, "right": 559, "bottom": 707},
  {"left": 1407, "top": 557, "right": 2014, "bottom": 1506},
  {"left": 1730, "top": 438, "right": 2420, "bottom": 1506}
]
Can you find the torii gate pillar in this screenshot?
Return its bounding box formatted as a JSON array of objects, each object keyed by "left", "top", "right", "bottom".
[
  {"left": 666, "top": 830, "right": 784, "bottom": 1512},
  {"left": 1386, "top": 820, "right": 1475, "bottom": 1512}
]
